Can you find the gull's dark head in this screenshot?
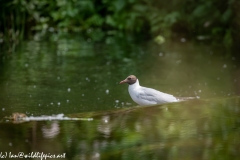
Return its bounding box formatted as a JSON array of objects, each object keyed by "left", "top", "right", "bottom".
[{"left": 119, "top": 75, "right": 137, "bottom": 85}]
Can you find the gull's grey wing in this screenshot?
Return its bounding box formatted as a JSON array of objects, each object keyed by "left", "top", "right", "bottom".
[{"left": 137, "top": 87, "right": 177, "bottom": 104}]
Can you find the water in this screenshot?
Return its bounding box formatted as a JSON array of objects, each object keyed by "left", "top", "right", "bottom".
[{"left": 0, "top": 35, "right": 240, "bottom": 159}]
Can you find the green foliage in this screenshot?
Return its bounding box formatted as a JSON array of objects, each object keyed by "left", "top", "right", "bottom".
[{"left": 0, "top": 0, "right": 236, "bottom": 45}]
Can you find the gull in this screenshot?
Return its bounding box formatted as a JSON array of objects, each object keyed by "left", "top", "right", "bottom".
[{"left": 120, "top": 75, "right": 182, "bottom": 106}]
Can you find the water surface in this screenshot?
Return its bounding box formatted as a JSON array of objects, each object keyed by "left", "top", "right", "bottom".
[{"left": 0, "top": 35, "right": 239, "bottom": 159}]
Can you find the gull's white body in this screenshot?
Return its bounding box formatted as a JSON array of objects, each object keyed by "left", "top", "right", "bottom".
[{"left": 128, "top": 79, "right": 178, "bottom": 106}]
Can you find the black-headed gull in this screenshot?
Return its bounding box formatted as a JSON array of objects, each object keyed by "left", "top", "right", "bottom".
[{"left": 120, "top": 75, "right": 179, "bottom": 106}]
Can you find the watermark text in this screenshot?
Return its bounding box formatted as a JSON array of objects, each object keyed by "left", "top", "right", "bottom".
[{"left": 0, "top": 152, "right": 66, "bottom": 160}]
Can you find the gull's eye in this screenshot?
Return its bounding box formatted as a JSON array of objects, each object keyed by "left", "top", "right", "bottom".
[{"left": 127, "top": 77, "right": 132, "bottom": 80}]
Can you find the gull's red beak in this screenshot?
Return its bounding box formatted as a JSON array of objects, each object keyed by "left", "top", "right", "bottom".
[{"left": 119, "top": 79, "right": 127, "bottom": 84}]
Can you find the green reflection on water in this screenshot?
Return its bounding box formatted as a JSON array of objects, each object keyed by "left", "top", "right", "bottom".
[
  {"left": 0, "top": 35, "right": 239, "bottom": 159},
  {"left": 0, "top": 98, "right": 239, "bottom": 160}
]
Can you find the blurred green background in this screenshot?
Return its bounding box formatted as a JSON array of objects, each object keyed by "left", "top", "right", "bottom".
[{"left": 0, "top": 0, "right": 239, "bottom": 49}]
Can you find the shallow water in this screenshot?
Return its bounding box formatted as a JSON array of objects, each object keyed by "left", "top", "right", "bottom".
[{"left": 0, "top": 35, "right": 240, "bottom": 159}]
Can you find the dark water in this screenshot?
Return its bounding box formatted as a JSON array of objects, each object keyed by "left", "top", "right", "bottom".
[{"left": 0, "top": 35, "right": 240, "bottom": 160}]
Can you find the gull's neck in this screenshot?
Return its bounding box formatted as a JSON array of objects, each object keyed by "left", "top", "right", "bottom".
[{"left": 129, "top": 79, "right": 140, "bottom": 89}]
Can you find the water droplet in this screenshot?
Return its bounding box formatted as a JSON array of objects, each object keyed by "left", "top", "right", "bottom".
[
  {"left": 176, "top": 60, "right": 182, "bottom": 64},
  {"left": 223, "top": 64, "right": 227, "bottom": 68},
  {"left": 180, "top": 38, "right": 186, "bottom": 42},
  {"left": 86, "top": 77, "right": 90, "bottom": 82},
  {"left": 49, "top": 27, "right": 54, "bottom": 32},
  {"left": 67, "top": 88, "right": 71, "bottom": 92},
  {"left": 159, "top": 53, "right": 163, "bottom": 56},
  {"left": 106, "top": 90, "right": 109, "bottom": 94}
]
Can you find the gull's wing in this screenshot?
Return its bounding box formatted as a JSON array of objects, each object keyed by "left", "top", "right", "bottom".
[{"left": 137, "top": 87, "right": 177, "bottom": 104}]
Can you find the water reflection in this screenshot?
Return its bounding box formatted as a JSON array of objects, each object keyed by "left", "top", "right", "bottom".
[
  {"left": 0, "top": 97, "right": 239, "bottom": 159},
  {"left": 42, "top": 121, "right": 60, "bottom": 138},
  {"left": 98, "top": 115, "right": 111, "bottom": 138}
]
